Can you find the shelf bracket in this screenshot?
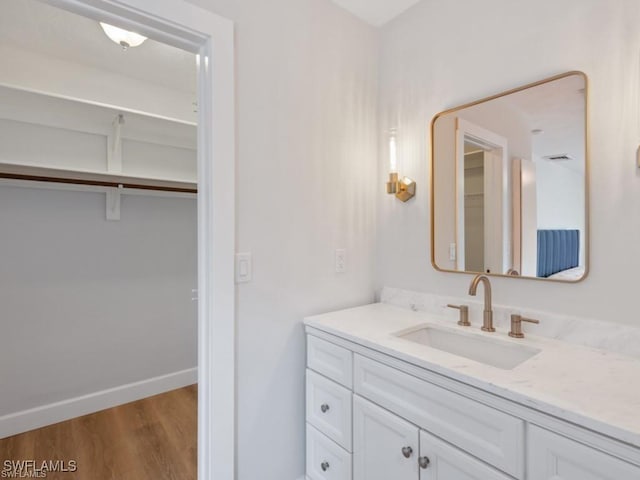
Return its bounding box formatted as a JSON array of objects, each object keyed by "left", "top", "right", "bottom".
[
  {"left": 106, "top": 185, "right": 123, "bottom": 221},
  {"left": 107, "top": 114, "right": 124, "bottom": 174}
]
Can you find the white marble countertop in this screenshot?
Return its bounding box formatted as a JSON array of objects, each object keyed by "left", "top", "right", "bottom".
[{"left": 304, "top": 303, "right": 640, "bottom": 448}]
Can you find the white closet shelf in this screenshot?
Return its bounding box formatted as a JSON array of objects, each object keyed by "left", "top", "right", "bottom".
[
  {"left": 0, "top": 85, "right": 197, "bottom": 149},
  {"left": 0, "top": 84, "right": 197, "bottom": 209}
]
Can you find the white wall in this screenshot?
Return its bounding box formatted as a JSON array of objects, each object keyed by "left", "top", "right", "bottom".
[
  {"left": 520, "top": 159, "right": 538, "bottom": 277},
  {"left": 183, "top": 1, "right": 378, "bottom": 479},
  {"left": 377, "top": 0, "right": 640, "bottom": 325},
  {"left": 0, "top": 187, "right": 197, "bottom": 416}
]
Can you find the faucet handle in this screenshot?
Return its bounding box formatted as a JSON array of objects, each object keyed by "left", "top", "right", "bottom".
[
  {"left": 509, "top": 314, "right": 540, "bottom": 338},
  {"left": 447, "top": 304, "right": 470, "bottom": 326}
]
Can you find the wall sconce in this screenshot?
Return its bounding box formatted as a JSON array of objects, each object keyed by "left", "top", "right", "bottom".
[{"left": 386, "top": 130, "right": 416, "bottom": 202}]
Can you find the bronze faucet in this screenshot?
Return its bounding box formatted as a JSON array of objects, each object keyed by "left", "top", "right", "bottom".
[{"left": 468, "top": 274, "right": 495, "bottom": 332}]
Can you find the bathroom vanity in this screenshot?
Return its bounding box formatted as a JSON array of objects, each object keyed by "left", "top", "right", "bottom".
[{"left": 304, "top": 303, "right": 640, "bottom": 480}]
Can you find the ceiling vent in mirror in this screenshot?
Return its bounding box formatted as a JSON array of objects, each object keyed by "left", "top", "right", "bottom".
[{"left": 543, "top": 154, "right": 573, "bottom": 161}]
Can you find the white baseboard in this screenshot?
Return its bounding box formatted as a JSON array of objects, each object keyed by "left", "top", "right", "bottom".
[{"left": 0, "top": 367, "right": 197, "bottom": 439}]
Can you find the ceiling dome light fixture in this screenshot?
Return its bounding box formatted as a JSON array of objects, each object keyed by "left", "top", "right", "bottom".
[{"left": 100, "top": 22, "right": 147, "bottom": 50}]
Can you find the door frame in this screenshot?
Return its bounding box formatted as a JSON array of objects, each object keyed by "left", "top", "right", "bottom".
[
  {"left": 456, "top": 118, "right": 508, "bottom": 273},
  {"left": 40, "top": 1, "right": 236, "bottom": 479}
]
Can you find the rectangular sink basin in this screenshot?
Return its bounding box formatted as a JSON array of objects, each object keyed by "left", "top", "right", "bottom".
[{"left": 394, "top": 325, "right": 541, "bottom": 370}]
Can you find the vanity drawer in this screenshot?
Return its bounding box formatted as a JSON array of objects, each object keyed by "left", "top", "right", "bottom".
[
  {"left": 307, "top": 424, "right": 352, "bottom": 480},
  {"left": 353, "top": 354, "right": 524, "bottom": 479},
  {"left": 308, "top": 335, "right": 353, "bottom": 388},
  {"left": 307, "top": 369, "right": 352, "bottom": 451}
]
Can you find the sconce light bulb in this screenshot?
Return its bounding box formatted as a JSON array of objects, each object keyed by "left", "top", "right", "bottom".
[{"left": 389, "top": 135, "right": 398, "bottom": 173}]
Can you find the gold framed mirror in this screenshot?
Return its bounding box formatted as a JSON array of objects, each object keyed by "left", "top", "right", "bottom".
[{"left": 430, "top": 71, "right": 588, "bottom": 282}]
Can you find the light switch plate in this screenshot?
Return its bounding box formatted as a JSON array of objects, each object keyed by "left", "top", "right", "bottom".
[{"left": 235, "top": 253, "right": 252, "bottom": 283}]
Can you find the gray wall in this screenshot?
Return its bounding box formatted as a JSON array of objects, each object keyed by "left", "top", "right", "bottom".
[{"left": 0, "top": 187, "right": 197, "bottom": 415}]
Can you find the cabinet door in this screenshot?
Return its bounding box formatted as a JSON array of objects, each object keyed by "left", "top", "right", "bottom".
[
  {"left": 419, "top": 430, "right": 512, "bottom": 480},
  {"left": 354, "top": 355, "right": 524, "bottom": 478},
  {"left": 353, "top": 395, "right": 419, "bottom": 480},
  {"left": 527, "top": 425, "right": 640, "bottom": 480}
]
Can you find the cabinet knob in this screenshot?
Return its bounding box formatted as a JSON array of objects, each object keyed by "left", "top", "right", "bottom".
[
  {"left": 321, "top": 461, "right": 330, "bottom": 472},
  {"left": 320, "top": 404, "right": 330, "bottom": 413},
  {"left": 401, "top": 446, "right": 413, "bottom": 458},
  {"left": 419, "top": 456, "right": 430, "bottom": 469}
]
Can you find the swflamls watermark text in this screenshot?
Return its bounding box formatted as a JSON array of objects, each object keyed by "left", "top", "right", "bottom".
[{"left": 2, "top": 460, "right": 78, "bottom": 478}]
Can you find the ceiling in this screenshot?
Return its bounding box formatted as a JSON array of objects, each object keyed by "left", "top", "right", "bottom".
[
  {"left": 330, "top": 0, "right": 422, "bottom": 26},
  {"left": 1, "top": 0, "right": 420, "bottom": 96},
  {"left": 459, "top": 74, "right": 585, "bottom": 174},
  {"left": 0, "top": 0, "right": 196, "bottom": 95},
  {"left": 505, "top": 74, "right": 586, "bottom": 173}
]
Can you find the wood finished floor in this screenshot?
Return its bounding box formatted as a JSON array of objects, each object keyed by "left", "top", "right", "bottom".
[{"left": 0, "top": 385, "right": 197, "bottom": 480}]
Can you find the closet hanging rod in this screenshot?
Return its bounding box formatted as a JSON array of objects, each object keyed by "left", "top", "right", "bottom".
[{"left": 0, "top": 172, "right": 197, "bottom": 194}]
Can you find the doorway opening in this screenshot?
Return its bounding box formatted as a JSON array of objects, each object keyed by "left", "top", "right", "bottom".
[
  {"left": 0, "top": 1, "right": 235, "bottom": 479},
  {"left": 456, "top": 118, "right": 508, "bottom": 274}
]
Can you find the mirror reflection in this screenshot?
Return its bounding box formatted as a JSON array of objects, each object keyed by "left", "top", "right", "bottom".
[{"left": 431, "top": 72, "right": 587, "bottom": 281}]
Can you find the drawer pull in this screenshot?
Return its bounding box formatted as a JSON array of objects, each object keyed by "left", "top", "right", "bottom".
[
  {"left": 320, "top": 403, "right": 330, "bottom": 413},
  {"left": 321, "top": 461, "right": 330, "bottom": 472},
  {"left": 402, "top": 446, "right": 413, "bottom": 459},
  {"left": 419, "top": 456, "right": 430, "bottom": 469}
]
